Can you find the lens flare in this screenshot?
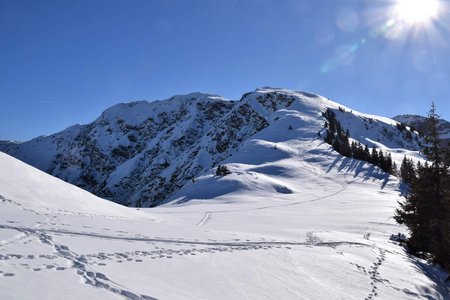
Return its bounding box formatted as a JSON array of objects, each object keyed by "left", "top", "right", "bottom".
[
  {"left": 395, "top": 0, "right": 440, "bottom": 23},
  {"left": 320, "top": 1, "right": 448, "bottom": 74}
]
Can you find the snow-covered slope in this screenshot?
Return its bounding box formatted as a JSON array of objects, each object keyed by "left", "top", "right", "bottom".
[
  {"left": 1, "top": 125, "right": 449, "bottom": 299},
  {"left": 0, "top": 151, "right": 146, "bottom": 218},
  {"left": 0, "top": 88, "right": 424, "bottom": 207}
]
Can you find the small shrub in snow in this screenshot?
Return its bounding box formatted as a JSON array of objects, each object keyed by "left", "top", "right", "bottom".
[
  {"left": 390, "top": 233, "right": 407, "bottom": 244},
  {"left": 216, "top": 165, "right": 231, "bottom": 176},
  {"left": 127, "top": 134, "right": 137, "bottom": 143}
]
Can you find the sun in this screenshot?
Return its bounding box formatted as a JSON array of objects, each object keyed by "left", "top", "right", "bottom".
[{"left": 395, "top": 0, "right": 440, "bottom": 23}]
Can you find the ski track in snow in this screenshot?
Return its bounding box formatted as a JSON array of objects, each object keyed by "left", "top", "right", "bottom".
[
  {"left": 197, "top": 212, "right": 211, "bottom": 226},
  {"left": 0, "top": 223, "right": 370, "bottom": 249}
]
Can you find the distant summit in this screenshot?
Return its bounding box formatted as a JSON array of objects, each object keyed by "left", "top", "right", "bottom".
[{"left": 393, "top": 114, "right": 450, "bottom": 141}]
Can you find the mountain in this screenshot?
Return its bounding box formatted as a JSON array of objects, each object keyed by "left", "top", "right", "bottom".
[
  {"left": 1, "top": 89, "right": 449, "bottom": 299},
  {"left": 0, "top": 88, "right": 425, "bottom": 207},
  {"left": 1, "top": 123, "right": 449, "bottom": 299},
  {"left": 394, "top": 114, "right": 450, "bottom": 142}
]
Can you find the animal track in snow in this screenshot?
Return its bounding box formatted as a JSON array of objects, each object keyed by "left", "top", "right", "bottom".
[{"left": 365, "top": 248, "right": 386, "bottom": 300}]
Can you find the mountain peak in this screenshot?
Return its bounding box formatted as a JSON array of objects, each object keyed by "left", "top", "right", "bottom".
[{"left": 97, "top": 92, "right": 230, "bottom": 127}]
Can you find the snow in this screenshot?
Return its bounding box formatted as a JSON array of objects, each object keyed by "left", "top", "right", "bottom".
[
  {"left": 0, "top": 152, "right": 145, "bottom": 218},
  {"left": 1, "top": 88, "right": 449, "bottom": 299},
  {"left": 1, "top": 146, "right": 449, "bottom": 298}
]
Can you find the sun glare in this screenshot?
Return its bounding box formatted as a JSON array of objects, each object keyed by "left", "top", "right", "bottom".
[{"left": 395, "top": 0, "right": 440, "bottom": 23}]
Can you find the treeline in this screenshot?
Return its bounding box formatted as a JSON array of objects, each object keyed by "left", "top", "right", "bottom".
[
  {"left": 322, "top": 108, "right": 395, "bottom": 174},
  {"left": 395, "top": 103, "right": 450, "bottom": 271}
]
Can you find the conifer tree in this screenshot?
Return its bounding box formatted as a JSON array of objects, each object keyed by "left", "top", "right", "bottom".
[
  {"left": 400, "top": 156, "right": 416, "bottom": 185},
  {"left": 379, "top": 150, "right": 386, "bottom": 171},
  {"left": 363, "top": 145, "right": 370, "bottom": 161},
  {"left": 395, "top": 102, "right": 450, "bottom": 270},
  {"left": 371, "top": 147, "right": 379, "bottom": 165},
  {"left": 386, "top": 153, "right": 393, "bottom": 174}
]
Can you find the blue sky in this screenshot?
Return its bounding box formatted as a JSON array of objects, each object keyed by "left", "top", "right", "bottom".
[{"left": 1, "top": 0, "right": 449, "bottom": 141}]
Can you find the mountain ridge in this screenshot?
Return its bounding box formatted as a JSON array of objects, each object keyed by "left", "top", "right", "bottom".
[{"left": 0, "top": 88, "right": 424, "bottom": 207}]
